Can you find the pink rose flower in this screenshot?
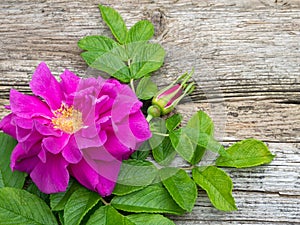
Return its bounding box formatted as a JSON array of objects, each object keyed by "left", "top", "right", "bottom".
[{"left": 0, "top": 62, "right": 151, "bottom": 196}]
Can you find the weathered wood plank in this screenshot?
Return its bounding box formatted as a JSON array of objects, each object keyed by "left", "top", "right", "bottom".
[
  {"left": 171, "top": 191, "right": 300, "bottom": 224},
  {"left": 0, "top": 0, "right": 299, "bottom": 224}
]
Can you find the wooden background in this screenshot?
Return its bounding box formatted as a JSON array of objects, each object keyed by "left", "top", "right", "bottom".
[{"left": 0, "top": 0, "right": 299, "bottom": 224}]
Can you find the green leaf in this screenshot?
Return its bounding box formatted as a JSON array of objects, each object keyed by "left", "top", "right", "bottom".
[
  {"left": 99, "top": 5, "right": 127, "bottom": 44},
  {"left": 126, "top": 20, "right": 154, "bottom": 43},
  {"left": 83, "top": 51, "right": 131, "bottom": 83},
  {"left": 215, "top": 139, "right": 275, "bottom": 168},
  {"left": 160, "top": 168, "right": 197, "bottom": 212},
  {"left": 0, "top": 187, "right": 58, "bottom": 225},
  {"left": 64, "top": 187, "right": 101, "bottom": 225},
  {"left": 0, "top": 133, "right": 26, "bottom": 188},
  {"left": 152, "top": 137, "right": 176, "bottom": 166},
  {"left": 185, "top": 110, "right": 214, "bottom": 164},
  {"left": 136, "top": 76, "right": 158, "bottom": 100},
  {"left": 130, "top": 141, "right": 150, "bottom": 160},
  {"left": 80, "top": 51, "right": 106, "bottom": 65},
  {"left": 58, "top": 211, "right": 65, "bottom": 225},
  {"left": 26, "top": 181, "right": 49, "bottom": 202},
  {"left": 186, "top": 110, "right": 214, "bottom": 135},
  {"left": 111, "top": 185, "right": 185, "bottom": 215},
  {"left": 115, "top": 160, "right": 157, "bottom": 186},
  {"left": 78, "top": 35, "right": 117, "bottom": 51},
  {"left": 169, "top": 128, "right": 225, "bottom": 165},
  {"left": 113, "top": 159, "right": 157, "bottom": 196},
  {"left": 166, "top": 114, "right": 182, "bottom": 131},
  {"left": 148, "top": 117, "right": 167, "bottom": 150},
  {"left": 169, "top": 110, "right": 221, "bottom": 165},
  {"left": 113, "top": 184, "right": 145, "bottom": 197},
  {"left": 127, "top": 214, "right": 175, "bottom": 225},
  {"left": 169, "top": 129, "right": 196, "bottom": 164},
  {"left": 50, "top": 178, "right": 80, "bottom": 211},
  {"left": 87, "top": 206, "right": 134, "bottom": 225},
  {"left": 192, "top": 166, "right": 237, "bottom": 211},
  {"left": 130, "top": 43, "right": 165, "bottom": 79}
]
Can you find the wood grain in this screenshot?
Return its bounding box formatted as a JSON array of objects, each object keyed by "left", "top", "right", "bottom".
[{"left": 0, "top": 0, "right": 299, "bottom": 224}]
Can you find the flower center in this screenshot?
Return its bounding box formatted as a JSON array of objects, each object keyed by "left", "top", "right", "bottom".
[{"left": 51, "top": 104, "right": 83, "bottom": 134}]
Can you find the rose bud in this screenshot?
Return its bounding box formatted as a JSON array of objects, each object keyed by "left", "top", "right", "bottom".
[{"left": 148, "top": 71, "right": 195, "bottom": 118}]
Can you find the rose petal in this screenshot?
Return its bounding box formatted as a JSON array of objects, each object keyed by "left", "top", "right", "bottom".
[
  {"left": 11, "top": 143, "right": 41, "bottom": 172},
  {"left": 62, "top": 135, "right": 82, "bottom": 163},
  {"left": 0, "top": 114, "right": 17, "bottom": 138},
  {"left": 42, "top": 133, "right": 70, "bottom": 154},
  {"left": 38, "top": 146, "right": 47, "bottom": 163},
  {"left": 13, "top": 117, "right": 33, "bottom": 129},
  {"left": 102, "top": 130, "right": 132, "bottom": 159},
  {"left": 20, "top": 131, "right": 43, "bottom": 152},
  {"left": 29, "top": 62, "right": 64, "bottom": 110},
  {"left": 75, "top": 128, "right": 107, "bottom": 149},
  {"left": 111, "top": 85, "right": 142, "bottom": 123},
  {"left": 9, "top": 89, "right": 52, "bottom": 119},
  {"left": 60, "top": 69, "right": 80, "bottom": 95},
  {"left": 35, "top": 120, "right": 61, "bottom": 137},
  {"left": 15, "top": 126, "right": 32, "bottom": 142},
  {"left": 30, "top": 152, "right": 69, "bottom": 194},
  {"left": 129, "top": 110, "right": 152, "bottom": 141},
  {"left": 69, "top": 157, "right": 120, "bottom": 197},
  {"left": 95, "top": 175, "right": 116, "bottom": 197}
]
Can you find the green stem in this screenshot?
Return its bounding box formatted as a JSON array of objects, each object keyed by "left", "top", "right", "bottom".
[
  {"left": 146, "top": 114, "right": 153, "bottom": 122},
  {"left": 130, "top": 79, "right": 135, "bottom": 93},
  {"left": 152, "top": 132, "right": 169, "bottom": 137},
  {"left": 101, "top": 197, "right": 110, "bottom": 206},
  {"left": 181, "top": 165, "right": 195, "bottom": 170}
]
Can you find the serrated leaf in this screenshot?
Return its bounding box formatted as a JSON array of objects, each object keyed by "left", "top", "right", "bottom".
[
  {"left": 87, "top": 206, "right": 134, "bottom": 225},
  {"left": 0, "top": 133, "right": 26, "bottom": 188},
  {"left": 130, "top": 141, "right": 150, "bottom": 160},
  {"left": 113, "top": 184, "right": 145, "bottom": 196},
  {"left": 78, "top": 35, "right": 117, "bottom": 51},
  {"left": 166, "top": 114, "right": 182, "bottom": 131},
  {"left": 130, "top": 43, "right": 165, "bottom": 79},
  {"left": 50, "top": 178, "right": 80, "bottom": 211},
  {"left": 113, "top": 160, "right": 157, "bottom": 196},
  {"left": 126, "top": 20, "right": 154, "bottom": 43},
  {"left": 111, "top": 185, "right": 185, "bottom": 215},
  {"left": 99, "top": 5, "right": 127, "bottom": 44},
  {"left": 160, "top": 168, "right": 197, "bottom": 212},
  {"left": 83, "top": 51, "right": 131, "bottom": 83},
  {"left": 127, "top": 213, "right": 175, "bottom": 225},
  {"left": 169, "top": 129, "right": 196, "bottom": 163},
  {"left": 186, "top": 110, "right": 214, "bottom": 135},
  {"left": 192, "top": 166, "right": 237, "bottom": 211},
  {"left": 136, "top": 76, "right": 158, "bottom": 100},
  {"left": 64, "top": 187, "right": 101, "bottom": 225},
  {"left": 0, "top": 187, "right": 58, "bottom": 225},
  {"left": 185, "top": 110, "right": 214, "bottom": 164},
  {"left": 169, "top": 110, "right": 222, "bottom": 165},
  {"left": 116, "top": 160, "right": 158, "bottom": 186},
  {"left": 169, "top": 127, "right": 225, "bottom": 165},
  {"left": 152, "top": 137, "right": 176, "bottom": 166},
  {"left": 80, "top": 51, "right": 107, "bottom": 65},
  {"left": 215, "top": 139, "right": 275, "bottom": 168}
]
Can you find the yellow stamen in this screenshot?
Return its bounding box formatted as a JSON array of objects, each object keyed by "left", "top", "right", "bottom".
[{"left": 51, "top": 104, "right": 83, "bottom": 134}]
